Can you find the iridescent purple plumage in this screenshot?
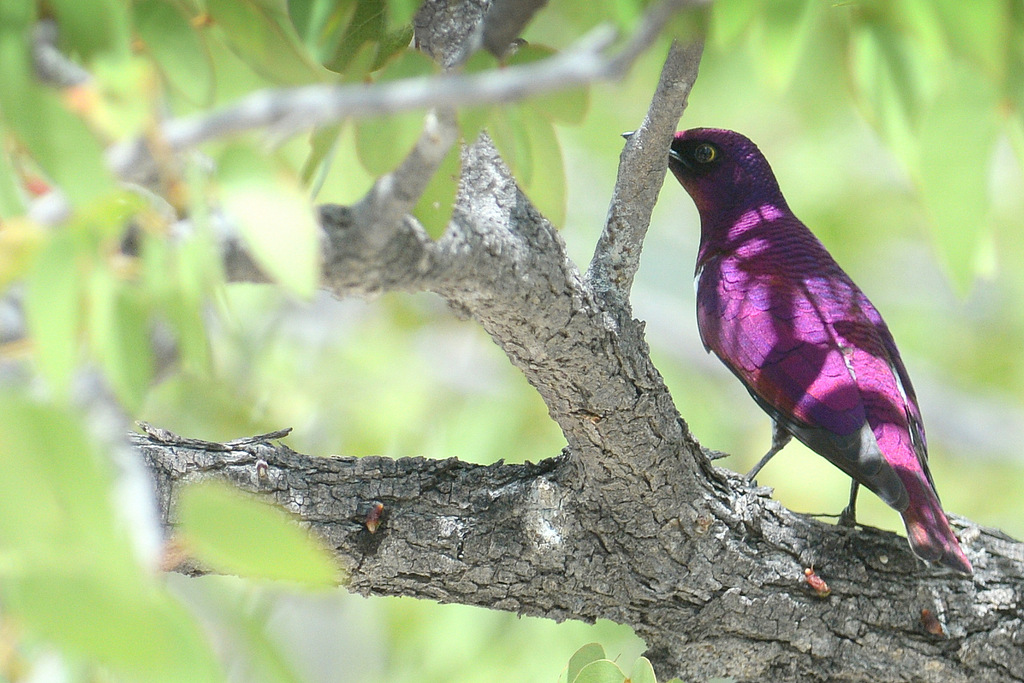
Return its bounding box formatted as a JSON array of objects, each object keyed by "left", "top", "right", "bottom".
[{"left": 668, "top": 128, "right": 971, "bottom": 575}]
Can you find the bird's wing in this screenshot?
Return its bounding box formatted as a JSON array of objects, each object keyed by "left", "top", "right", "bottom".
[
  {"left": 848, "top": 289, "right": 935, "bottom": 492},
  {"left": 697, "top": 258, "right": 909, "bottom": 509},
  {"left": 855, "top": 291, "right": 929, "bottom": 444}
]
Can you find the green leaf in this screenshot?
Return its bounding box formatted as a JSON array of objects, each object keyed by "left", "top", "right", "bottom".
[
  {"left": 457, "top": 53, "right": 499, "bottom": 144},
  {"left": 489, "top": 106, "right": 533, "bottom": 186},
  {"left": 301, "top": 124, "right": 343, "bottom": 187},
  {"left": 0, "top": 395, "right": 117, "bottom": 553},
  {"left": 535, "top": 85, "right": 590, "bottom": 126},
  {"left": 377, "top": 42, "right": 436, "bottom": 80},
  {"left": 48, "top": 0, "right": 131, "bottom": 62},
  {"left": 413, "top": 139, "right": 460, "bottom": 239},
  {"left": 629, "top": 657, "right": 658, "bottom": 683},
  {"left": 520, "top": 109, "right": 566, "bottom": 226},
  {"left": 604, "top": 0, "right": 645, "bottom": 26},
  {"left": 378, "top": 24, "right": 415, "bottom": 68},
  {"left": 931, "top": 0, "right": 1007, "bottom": 79},
  {"left": 140, "top": 232, "right": 214, "bottom": 376},
  {"left": 0, "top": 397, "right": 221, "bottom": 681},
  {"left": 848, "top": 24, "right": 935, "bottom": 168},
  {"left": 506, "top": 42, "right": 555, "bottom": 66},
  {"left": 508, "top": 44, "right": 590, "bottom": 125},
  {"left": 3, "top": 569, "right": 222, "bottom": 683},
  {"left": 916, "top": 64, "right": 1000, "bottom": 292},
  {"left": 87, "top": 268, "right": 155, "bottom": 412},
  {"left": 207, "top": 0, "right": 328, "bottom": 84},
  {"left": 218, "top": 144, "right": 322, "bottom": 298},
  {"left": 573, "top": 659, "right": 626, "bottom": 683},
  {"left": 354, "top": 51, "right": 435, "bottom": 175},
  {"left": 459, "top": 106, "right": 492, "bottom": 145},
  {"left": 289, "top": 0, "right": 358, "bottom": 65},
  {"left": 338, "top": 39, "right": 381, "bottom": 83},
  {"left": 464, "top": 48, "right": 499, "bottom": 74},
  {"left": 134, "top": 0, "right": 215, "bottom": 105},
  {"left": 751, "top": 0, "right": 816, "bottom": 89},
  {"left": 0, "top": 216, "right": 43, "bottom": 289},
  {"left": 890, "top": 0, "right": 947, "bottom": 61},
  {"left": 0, "top": 12, "right": 114, "bottom": 205},
  {"left": 24, "top": 233, "right": 84, "bottom": 394},
  {"left": 178, "top": 480, "right": 340, "bottom": 584},
  {"left": 0, "top": 125, "right": 26, "bottom": 217},
  {"left": 567, "top": 643, "right": 607, "bottom": 683},
  {"left": 663, "top": 1, "right": 710, "bottom": 45},
  {"left": 318, "top": 123, "right": 376, "bottom": 203},
  {"left": 325, "top": 0, "right": 388, "bottom": 73},
  {"left": 355, "top": 112, "right": 424, "bottom": 175},
  {"left": 387, "top": 0, "right": 422, "bottom": 29}
]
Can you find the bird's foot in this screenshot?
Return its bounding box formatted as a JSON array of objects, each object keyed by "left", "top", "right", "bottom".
[{"left": 837, "top": 505, "right": 858, "bottom": 528}]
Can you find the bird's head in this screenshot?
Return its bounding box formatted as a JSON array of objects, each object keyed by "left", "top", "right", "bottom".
[{"left": 668, "top": 128, "right": 786, "bottom": 219}]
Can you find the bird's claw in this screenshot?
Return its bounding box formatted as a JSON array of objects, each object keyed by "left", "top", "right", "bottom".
[{"left": 837, "top": 505, "right": 857, "bottom": 528}]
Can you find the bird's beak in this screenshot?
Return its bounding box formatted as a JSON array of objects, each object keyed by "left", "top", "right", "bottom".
[{"left": 621, "top": 131, "right": 634, "bottom": 140}]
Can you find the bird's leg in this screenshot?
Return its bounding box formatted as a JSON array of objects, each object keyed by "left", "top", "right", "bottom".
[
  {"left": 837, "top": 480, "right": 860, "bottom": 527},
  {"left": 745, "top": 421, "right": 792, "bottom": 483}
]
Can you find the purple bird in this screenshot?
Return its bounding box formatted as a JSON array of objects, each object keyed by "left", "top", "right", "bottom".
[{"left": 666, "top": 128, "right": 972, "bottom": 575}]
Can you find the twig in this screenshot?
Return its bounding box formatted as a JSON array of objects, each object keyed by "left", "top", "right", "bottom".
[
  {"left": 31, "top": 19, "right": 90, "bottom": 87},
  {"left": 586, "top": 38, "right": 704, "bottom": 303},
  {"left": 107, "top": 0, "right": 706, "bottom": 179},
  {"left": 350, "top": 108, "right": 459, "bottom": 250},
  {"left": 481, "top": 0, "right": 550, "bottom": 58}
]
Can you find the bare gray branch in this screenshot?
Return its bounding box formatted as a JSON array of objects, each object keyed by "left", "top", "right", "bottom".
[
  {"left": 107, "top": 0, "right": 704, "bottom": 180},
  {"left": 587, "top": 39, "right": 704, "bottom": 304},
  {"left": 351, "top": 108, "right": 459, "bottom": 250},
  {"left": 32, "top": 19, "right": 90, "bottom": 87}
]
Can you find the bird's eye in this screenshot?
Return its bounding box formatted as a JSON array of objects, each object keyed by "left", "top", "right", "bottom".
[{"left": 693, "top": 143, "right": 717, "bottom": 164}]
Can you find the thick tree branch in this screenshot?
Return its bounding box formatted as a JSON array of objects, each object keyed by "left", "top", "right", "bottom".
[{"left": 138, "top": 428, "right": 1024, "bottom": 683}]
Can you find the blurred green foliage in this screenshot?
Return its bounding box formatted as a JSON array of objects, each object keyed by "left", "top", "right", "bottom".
[{"left": 0, "top": 0, "right": 1023, "bottom": 681}]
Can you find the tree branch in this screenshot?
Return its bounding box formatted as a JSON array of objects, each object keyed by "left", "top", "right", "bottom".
[
  {"left": 349, "top": 108, "right": 459, "bottom": 251},
  {"left": 31, "top": 19, "right": 89, "bottom": 87},
  {"left": 107, "top": 0, "right": 704, "bottom": 183},
  {"left": 587, "top": 39, "right": 704, "bottom": 304},
  {"left": 480, "top": 0, "right": 549, "bottom": 58},
  {"left": 137, "top": 427, "right": 1024, "bottom": 683}
]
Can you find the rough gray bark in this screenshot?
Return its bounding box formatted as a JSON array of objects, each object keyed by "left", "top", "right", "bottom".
[
  {"left": 138, "top": 422, "right": 1024, "bottom": 683},
  {"left": 122, "top": 1, "right": 1024, "bottom": 682}
]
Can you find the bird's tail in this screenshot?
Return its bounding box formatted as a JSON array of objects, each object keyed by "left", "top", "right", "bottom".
[{"left": 898, "top": 471, "right": 973, "bottom": 575}]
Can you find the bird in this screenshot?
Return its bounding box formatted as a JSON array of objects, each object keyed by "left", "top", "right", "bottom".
[{"left": 664, "top": 127, "right": 972, "bottom": 575}]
